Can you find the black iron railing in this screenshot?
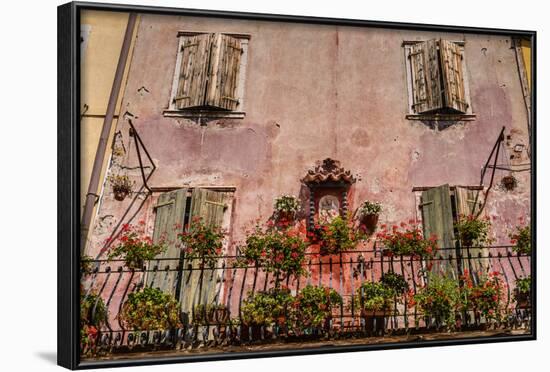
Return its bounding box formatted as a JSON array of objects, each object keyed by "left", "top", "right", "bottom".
[{"left": 80, "top": 244, "right": 531, "bottom": 355}]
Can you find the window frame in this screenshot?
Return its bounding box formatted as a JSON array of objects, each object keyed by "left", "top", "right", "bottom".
[
  {"left": 403, "top": 40, "right": 476, "bottom": 121},
  {"left": 164, "top": 31, "right": 251, "bottom": 120}
]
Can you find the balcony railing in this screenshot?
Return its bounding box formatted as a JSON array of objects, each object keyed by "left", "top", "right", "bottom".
[{"left": 80, "top": 245, "right": 531, "bottom": 356}]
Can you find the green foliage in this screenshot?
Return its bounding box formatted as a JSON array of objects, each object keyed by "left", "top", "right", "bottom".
[
  {"left": 376, "top": 220, "right": 437, "bottom": 258},
  {"left": 462, "top": 271, "right": 507, "bottom": 321},
  {"left": 180, "top": 217, "right": 225, "bottom": 268},
  {"left": 515, "top": 276, "right": 531, "bottom": 294},
  {"left": 80, "top": 292, "right": 107, "bottom": 352},
  {"left": 411, "top": 274, "right": 464, "bottom": 329},
  {"left": 237, "top": 224, "right": 308, "bottom": 278},
  {"left": 294, "top": 285, "right": 342, "bottom": 328},
  {"left": 241, "top": 287, "right": 294, "bottom": 327},
  {"left": 310, "top": 215, "right": 365, "bottom": 255},
  {"left": 358, "top": 200, "right": 382, "bottom": 216},
  {"left": 119, "top": 287, "right": 181, "bottom": 330},
  {"left": 108, "top": 223, "right": 165, "bottom": 269},
  {"left": 454, "top": 214, "right": 492, "bottom": 247},
  {"left": 381, "top": 272, "right": 409, "bottom": 294},
  {"left": 509, "top": 224, "right": 531, "bottom": 254},
  {"left": 355, "top": 281, "right": 397, "bottom": 312},
  {"left": 274, "top": 195, "right": 301, "bottom": 214},
  {"left": 80, "top": 255, "right": 94, "bottom": 275}
]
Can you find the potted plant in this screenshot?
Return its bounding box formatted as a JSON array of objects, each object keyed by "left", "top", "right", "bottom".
[
  {"left": 273, "top": 194, "right": 301, "bottom": 223},
  {"left": 454, "top": 214, "right": 492, "bottom": 247},
  {"left": 109, "top": 174, "right": 135, "bottom": 201},
  {"left": 179, "top": 216, "right": 226, "bottom": 268},
  {"left": 509, "top": 222, "right": 531, "bottom": 254},
  {"left": 108, "top": 223, "right": 165, "bottom": 269},
  {"left": 241, "top": 287, "right": 294, "bottom": 339},
  {"left": 514, "top": 276, "right": 531, "bottom": 309},
  {"left": 376, "top": 220, "right": 438, "bottom": 258},
  {"left": 501, "top": 174, "right": 518, "bottom": 191},
  {"left": 309, "top": 215, "right": 365, "bottom": 255},
  {"left": 238, "top": 223, "right": 308, "bottom": 280},
  {"left": 193, "top": 303, "right": 229, "bottom": 325},
  {"left": 80, "top": 254, "right": 94, "bottom": 275},
  {"left": 80, "top": 291, "right": 108, "bottom": 354},
  {"left": 462, "top": 271, "right": 507, "bottom": 325},
  {"left": 293, "top": 285, "right": 342, "bottom": 333},
  {"left": 357, "top": 200, "right": 382, "bottom": 233},
  {"left": 119, "top": 287, "right": 181, "bottom": 330},
  {"left": 410, "top": 274, "right": 464, "bottom": 330},
  {"left": 354, "top": 281, "right": 398, "bottom": 334}
]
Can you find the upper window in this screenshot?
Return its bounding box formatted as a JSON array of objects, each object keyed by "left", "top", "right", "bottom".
[
  {"left": 165, "top": 32, "right": 250, "bottom": 119},
  {"left": 404, "top": 39, "right": 474, "bottom": 120}
]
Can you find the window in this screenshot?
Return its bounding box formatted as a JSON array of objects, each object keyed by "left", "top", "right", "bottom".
[
  {"left": 404, "top": 39, "right": 474, "bottom": 120},
  {"left": 415, "top": 184, "right": 487, "bottom": 273},
  {"left": 165, "top": 32, "right": 250, "bottom": 119},
  {"left": 145, "top": 188, "right": 234, "bottom": 314}
]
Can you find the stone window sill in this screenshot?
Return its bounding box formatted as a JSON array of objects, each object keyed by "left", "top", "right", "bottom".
[{"left": 163, "top": 110, "right": 246, "bottom": 120}]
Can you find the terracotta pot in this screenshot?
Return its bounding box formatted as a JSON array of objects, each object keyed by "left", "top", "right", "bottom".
[
  {"left": 114, "top": 188, "right": 129, "bottom": 201},
  {"left": 361, "top": 309, "right": 386, "bottom": 335},
  {"left": 514, "top": 289, "right": 530, "bottom": 309},
  {"left": 276, "top": 211, "right": 295, "bottom": 223},
  {"left": 360, "top": 214, "right": 379, "bottom": 234}
]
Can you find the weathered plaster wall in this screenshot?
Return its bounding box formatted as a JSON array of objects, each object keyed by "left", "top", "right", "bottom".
[{"left": 87, "top": 14, "right": 530, "bottom": 258}]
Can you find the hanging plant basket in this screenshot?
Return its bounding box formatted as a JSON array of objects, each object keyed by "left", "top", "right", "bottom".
[
  {"left": 359, "top": 213, "right": 379, "bottom": 234},
  {"left": 501, "top": 175, "right": 518, "bottom": 191},
  {"left": 109, "top": 174, "right": 135, "bottom": 201}
]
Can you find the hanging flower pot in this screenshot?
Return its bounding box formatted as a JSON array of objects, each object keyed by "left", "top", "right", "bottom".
[
  {"left": 501, "top": 175, "right": 518, "bottom": 191},
  {"left": 357, "top": 200, "right": 382, "bottom": 234},
  {"left": 109, "top": 174, "right": 135, "bottom": 201},
  {"left": 273, "top": 195, "right": 300, "bottom": 225}
]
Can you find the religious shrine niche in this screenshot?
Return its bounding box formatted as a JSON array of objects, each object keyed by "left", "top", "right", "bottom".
[{"left": 301, "top": 158, "right": 356, "bottom": 228}]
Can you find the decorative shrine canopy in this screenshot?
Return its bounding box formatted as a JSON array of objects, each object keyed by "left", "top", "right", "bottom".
[{"left": 301, "top": 158, "right": 356, "bottom": 186}]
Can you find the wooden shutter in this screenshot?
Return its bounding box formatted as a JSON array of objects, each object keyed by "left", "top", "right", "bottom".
[
  {"left": 420, "top": 185, "right": 455, "bottom": 265},
  {"left": 440, "top": 40, "right": 468, "bottom": 113},
  {"left": 455, "top": 187, "right": 489, "bottom": 275},
  {"left": 179, "top": 189, "right": 232, "bottom": 315},
  {"left": 409, "top": 39, "right": 443, "bottom": 114},
  {"left": 175, "top": 34, "right": 213, "bottom": 109},
  {"left": 205, "top": 34, "right": 242, "bottom": 110},
  {"left": 146, "top": 188, "right": 188, "bottom": 293}
]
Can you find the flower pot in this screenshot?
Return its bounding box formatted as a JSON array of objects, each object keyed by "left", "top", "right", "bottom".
[
  {"left": 360, "top": 214, "right": 379, "bottom": 234},
  {"left": 501, "top": 175, "right": 517, "bottom": 191},
  {"left": 360, "top": 309, "right": 386, "bottom": 335},
  {"left": 276, "top": 211, "right": 295, "bottom": 223},
  {"left": 114, "top": 188, "right": 129, "bottom": 201},
  {"left": 514, "top": 289, "right": 530, "bottom": 309}
]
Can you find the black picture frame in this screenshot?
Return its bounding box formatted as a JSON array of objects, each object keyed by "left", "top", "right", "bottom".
[{"left": 58, "top": 1, "right": 536, "bottom": 369}]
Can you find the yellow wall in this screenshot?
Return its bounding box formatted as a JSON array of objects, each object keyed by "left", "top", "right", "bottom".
[
  {"left": 80, "top": 10, "right": 137, "bottom": 241},
  {"left": 520, "top": 39, "right": 531, "bottom": 88}
]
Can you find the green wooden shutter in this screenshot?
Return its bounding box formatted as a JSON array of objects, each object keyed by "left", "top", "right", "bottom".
[
  {"left": 175, "top": 34, "right": 213, "bottom": 109},
  {"left": 440, "top": 40, "right": 468, "bottom": 113},
  {"left": 409, "top": 40, "right": 443, "bottom": 114},
  {"left": 146, "top": 188, "right": 188, "bottom": 293},
  {"left": 205, "top": 34, "right": 242, "bottom": 110},
  {"left": 455, "top": 187, "right": 488, "bottom": 275},
  {"left": 420, "top": 185, "right": 455, "bottom": 262},
  {"left": 179, "top": 188, "right": 231, "bottom": 315}
]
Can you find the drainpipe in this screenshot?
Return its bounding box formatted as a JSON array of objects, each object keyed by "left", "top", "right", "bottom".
[{"left": 80, "top": 12, "right": 137, "bottom": 254}]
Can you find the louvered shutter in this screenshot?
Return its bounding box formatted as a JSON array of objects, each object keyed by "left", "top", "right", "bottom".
[
  {"left": 175, "top": 34, "right": 213, "bottom": 109},
  {"left": 205, "top": 34, "right": 242, "bottom": 110},
  {"left": 455, "top": 187, "right": 489, "bottom": 275},
  {"left": 420, "top": 185, "right": 456, "bottom": 271},
  {"left": 440, "top": 40, "right": 468, "bottom": 113},
  {"left": 179, "top": 189, "right": 231, "bottom": 316},
  {"left": 146, "top": 188, "right": 188, "bottom": 293},
  {"left": 409, "top": 40, "right": 443, "bottom": 114}
]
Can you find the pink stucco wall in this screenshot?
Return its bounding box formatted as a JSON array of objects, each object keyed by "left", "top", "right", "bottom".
[{"left": 84, "top": 15, "right": 531, "bottom": 324}]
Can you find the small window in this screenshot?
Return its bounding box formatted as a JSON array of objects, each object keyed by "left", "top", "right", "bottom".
[
  {"left": 404, "top": 39, "right": 474, "bottom": 121},
  {"left": 164, "top": 32, "right": 250, "bottom": 120}
]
